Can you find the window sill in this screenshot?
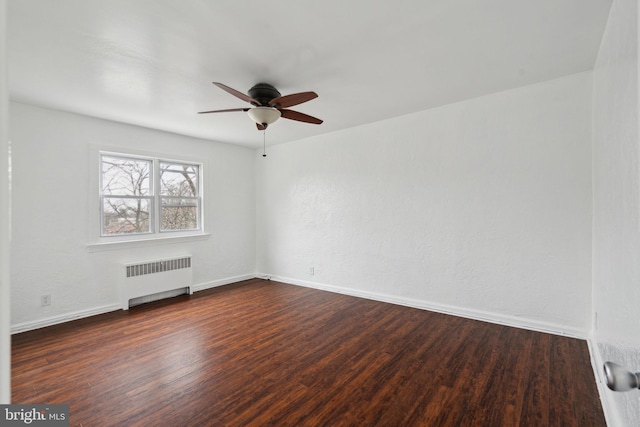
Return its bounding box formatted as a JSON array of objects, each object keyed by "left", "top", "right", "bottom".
[{"left": 86, "top": 233, "right": 211, "bottom": 252}]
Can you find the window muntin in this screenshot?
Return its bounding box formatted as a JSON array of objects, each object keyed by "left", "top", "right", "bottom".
[{"left": 99, "top": 153, "right": 202, "bottom": 238}]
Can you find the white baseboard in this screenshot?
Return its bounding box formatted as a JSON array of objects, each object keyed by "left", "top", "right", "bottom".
[
  {"left": 11, "top": 272, "right": 588, "bottom": 339},
  {"left": 11, "top": 273, "right": 258, "bottom": 334},
  {"left": 262, "top": 273, "right": 588, "bottom": 339},
  {"left": 190, "top": 273, "right": 257, "bottom": 293},
  {"left": 11, "top": 304, "right": 121, "bottom": 334}
]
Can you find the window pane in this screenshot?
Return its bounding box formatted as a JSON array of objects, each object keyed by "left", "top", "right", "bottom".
[
  {"left": 102, "top": 197, "right": 151, "bottom": 235},
  {"left": 160, "top": 162, "right": 199, "bottom": 197},
  {"left": 161, "top": 198, "right": 199, "bottom": 231},
  {"left": 102, "top": 156, "right": 152, "bottom": 196}
]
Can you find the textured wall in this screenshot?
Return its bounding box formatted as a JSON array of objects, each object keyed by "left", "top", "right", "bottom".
[
  {"left": 592, "top": 0, "right": 640, "bottom": 425},
  {"left": 9, "top": 102, "right": 257, "bottom": 328},
  {"left": 257, "top": 72, "right": 592, "bottom": 335}
]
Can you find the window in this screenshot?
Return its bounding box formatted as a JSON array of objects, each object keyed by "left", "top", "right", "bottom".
[
  {"left": 100, "top": 153, "right": 202, "bottom": 237},
  {"left": 101, "top": 155, "right": 152, "bottom": 235},
  {"left": 159, "top": 161, "right": 200, "bottom": 232}
]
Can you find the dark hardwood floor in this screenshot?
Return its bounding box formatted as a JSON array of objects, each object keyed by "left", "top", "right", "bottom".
[{"left": 12, "top": 279, "right": 605, "bottom": 426}]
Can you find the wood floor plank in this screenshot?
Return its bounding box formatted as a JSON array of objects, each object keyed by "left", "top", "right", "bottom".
[{"left": 11, "top": 279, "right": 606, "bottom": 426}]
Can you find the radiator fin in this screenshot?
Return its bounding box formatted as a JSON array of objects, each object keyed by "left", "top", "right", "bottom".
[{"left": 126, "top": 257, "right": 191, "bottom": 278}]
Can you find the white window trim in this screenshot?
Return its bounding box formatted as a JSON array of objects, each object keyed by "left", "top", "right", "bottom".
[
  {"left": 86, "top": 232, "right": 210, "bottom": 252},
  {"left": 88, "top": 145, "right": 208, "bottom": 249}
]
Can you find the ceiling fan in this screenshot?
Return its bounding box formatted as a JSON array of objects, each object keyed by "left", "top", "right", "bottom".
[{"left": 198, "top": 82, "right": 323, "bottom": 130}]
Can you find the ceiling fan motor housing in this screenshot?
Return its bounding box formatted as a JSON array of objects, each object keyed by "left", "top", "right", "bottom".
[{"left": 248, "top": 83, "right": 281, "bottom": 106}]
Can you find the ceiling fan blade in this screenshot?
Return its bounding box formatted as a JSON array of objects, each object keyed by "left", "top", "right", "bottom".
[
  {"left": 280, "top": 109, "right": 323, "bottom": 124},
  {"left": 269, "top": 91, "right": 318, "bottom": 108},
  {"left": 198, "top": 107, "right": 249, "bottom": 114},
  {"left": 212, "top": 82, "right": 260, "bottom": 106}
]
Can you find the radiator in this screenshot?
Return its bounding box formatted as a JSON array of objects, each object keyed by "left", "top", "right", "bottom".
[{"left": 121, "top": 256, "right": 193, "bottom": 309}]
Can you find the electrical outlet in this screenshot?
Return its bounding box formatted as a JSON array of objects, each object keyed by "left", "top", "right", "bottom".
[
  {"left": 309, "top": 267, "right": 315, "bottom": 275},
  {"left": 41, "top": 294, "right": 51, "bottom": 307}
]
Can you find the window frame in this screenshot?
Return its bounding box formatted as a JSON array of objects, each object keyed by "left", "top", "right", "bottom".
[{"left": 96, "top": 150, "right": 204, "bottom": 242}]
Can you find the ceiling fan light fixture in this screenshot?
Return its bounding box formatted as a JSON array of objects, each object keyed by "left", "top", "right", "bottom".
[{"left": 248, "top": 107, "right": 281, "bottom": 126}]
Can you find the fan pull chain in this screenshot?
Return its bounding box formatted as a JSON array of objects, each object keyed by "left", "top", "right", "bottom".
[{"left": 262, "top": 128, "right": 267, "bottom": 157}]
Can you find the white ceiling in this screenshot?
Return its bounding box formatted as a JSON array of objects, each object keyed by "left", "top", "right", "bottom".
[{"left": 8, "top": 1, "right": 611, "bottom": 148}]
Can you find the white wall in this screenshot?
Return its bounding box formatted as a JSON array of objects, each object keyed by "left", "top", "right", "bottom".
[
  {"left": 0, "top": 0, "right": 11, "bottom": 404},
  {"left": 9, "top": 102, "right": 256, "bottom": 330},
  {"left": 257, "top": 72, "right": 593, "bottom": 336},
  {"left": 592, "top": 0, "right": 640, "bottom": 425}
]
